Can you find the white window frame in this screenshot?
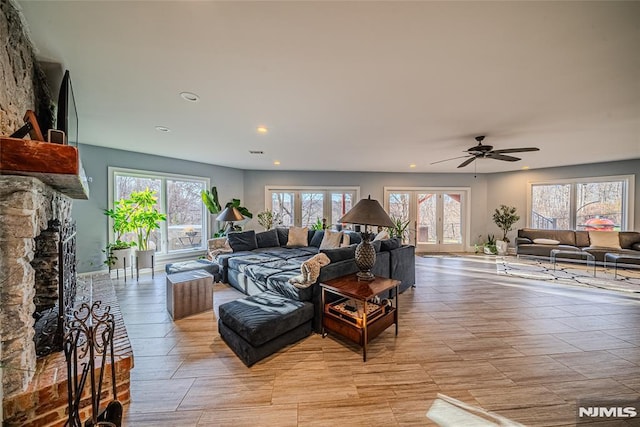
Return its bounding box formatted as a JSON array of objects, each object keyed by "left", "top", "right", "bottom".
[
  {"left": 264, "top": 186, "right": 360, "bottom": 227},
  {"left": 526, "top": 174, "right": 635, "bottom": 230},
  {"left": 108, "top": 167, "right": 210, "bottom": 259}
]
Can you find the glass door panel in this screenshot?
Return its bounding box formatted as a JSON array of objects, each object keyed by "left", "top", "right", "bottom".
[
  {"left": 417, "top": 193, "right": 437, "bottom": 246},
  {"left": 385, "top": 188, "right": 467, "bottom": 252},
  {"left": 443, "top": 193, "right": 462, "bottom": 244}
]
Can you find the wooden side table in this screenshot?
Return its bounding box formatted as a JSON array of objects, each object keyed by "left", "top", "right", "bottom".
[{"left": 320, "top": 274, "right": 400, "bottom": 361}]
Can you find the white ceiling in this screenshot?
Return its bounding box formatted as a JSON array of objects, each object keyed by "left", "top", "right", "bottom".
[{"left": 17, "top": 1, "right": 640, "bottom": 173}]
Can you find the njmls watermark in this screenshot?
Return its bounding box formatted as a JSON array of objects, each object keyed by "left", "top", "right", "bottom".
[{"left": 577, "top": 400, "right": 640, "bottom": 426}]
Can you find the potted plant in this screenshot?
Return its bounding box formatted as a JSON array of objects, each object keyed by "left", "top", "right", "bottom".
[
  {"left": 475, "top": 234, "right": 498, "bottom": 255},
  {"left": 388, "top": 216, "right": 411, "bottom": 244},
  {"left": 257, "top": 209, "right": 281, "bottom": 230},
  {"left": 104, "top": 198, "right": 136, "bottom": 273},
  {"left": 493, "top": 205, "right": 520, "bottom": 254},
  {"left": 201, "top": 186, "right": 253, "bottom": 236},
  {"left": 105, "top": 189, "right": 166, "bottom": 276}
]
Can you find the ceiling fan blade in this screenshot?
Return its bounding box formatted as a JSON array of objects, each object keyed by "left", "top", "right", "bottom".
[
  {"left": 430, "top": 155, "right": 471, "bottom": 165},
  {"left": 487, "top": 153, "right": 521, "bottom": 162},
  {"left": 491, "top": 147, "right": 540, "bottom": 154},
  {"left": 457, "top": 156, "right": 477, "bottom": 168}
]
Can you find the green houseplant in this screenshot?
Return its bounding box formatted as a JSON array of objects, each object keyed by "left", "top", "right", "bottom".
[
  {"left": 257, "top": 209, "right": 280, "bottom": 230},
  {"left": 201, "top": 186, "right": 253, "bottom": 236},
  {"left": 388, "top": 216, "right": 411, "bottom": 244},
  {"left": 104, "top": 188, "right": 167, "bottom": 251},
  {"left": 492, "top": 205, "right": 520, "bottom": 244}
]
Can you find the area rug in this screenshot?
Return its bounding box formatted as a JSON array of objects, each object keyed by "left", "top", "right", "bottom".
[{"left": 497, "top": 256, "right": 640, "bottom": 294}]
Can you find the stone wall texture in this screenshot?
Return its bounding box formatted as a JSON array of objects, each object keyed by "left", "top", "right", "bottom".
[
  {"left": 0, "top": 0, "right": 53, "bottom": 136},
  {"left": 0, "top": 176, "right": 72, "bottom": 396}
]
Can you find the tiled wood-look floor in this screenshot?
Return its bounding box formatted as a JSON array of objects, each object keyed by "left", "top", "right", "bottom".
[{"left": 116, "top": 256, "right": 640, "bottom": 426}]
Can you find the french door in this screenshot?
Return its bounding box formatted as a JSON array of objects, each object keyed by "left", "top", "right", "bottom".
[{"left": 385, "top": 188, "right": 469, "bottom": 252}]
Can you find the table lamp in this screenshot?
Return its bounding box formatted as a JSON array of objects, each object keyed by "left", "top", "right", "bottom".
[
  {"left": 216, "top": 206, "right": 245, "bottom": 234},
  {"left": 339, "top": 195, "right": 395, "bottom": 280}
]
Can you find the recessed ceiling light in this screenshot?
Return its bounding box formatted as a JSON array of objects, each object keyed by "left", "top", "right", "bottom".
[
  {"left": 273, "top": 160, "right": 281, "bottom": 165},
  {"left": 256, "top": 126, "right": 268, "bottom": 134},
  {"left": 155, "top": 126, "right": 170, "bottom": 132},
  {"left": 409, "top": 164, "right": 416, "bottom": 168},
  {"left": 180, "top": 92, "right": 200, "bottom": 102}
]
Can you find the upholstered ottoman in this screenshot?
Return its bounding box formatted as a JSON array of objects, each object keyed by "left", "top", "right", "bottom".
[
  {"left": 166, "top": 270, "right": 214, "bottom": 320},
  {"left": 218, "top": 291, "right": 313, "bottom": 366},
  {"left": 165, "top": 259, "right": 220, "bottom": 282}
]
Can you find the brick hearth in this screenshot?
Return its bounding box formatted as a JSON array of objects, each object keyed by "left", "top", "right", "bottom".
[{"left": 2, "top": 273, "right": 133, "bottom": 427}]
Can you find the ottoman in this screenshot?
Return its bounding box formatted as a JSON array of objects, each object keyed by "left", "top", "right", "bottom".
[
  {"left": 218, "top": 291, "right": 313, "bottom": 366},
  {"left": 165, "top": 259, "right": 220, "bottom": 282},
  {"left": 166, "top": 270, "right": 214, "bottom": 320}
]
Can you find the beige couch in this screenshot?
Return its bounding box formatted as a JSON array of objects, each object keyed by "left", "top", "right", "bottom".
[{"left": 516, "top": 228, "right": 640, "bottom": 262}]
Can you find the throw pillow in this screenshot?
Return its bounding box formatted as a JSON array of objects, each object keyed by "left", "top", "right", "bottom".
[
  {"left": 286, "top": 226, "right": 309, "bottom": 247},
  {"left": 227, "top": 230, "right": 258, "bottom": 252},
  {"left": 380, "top": 238, "right": 401, "bottom": 251},
  {"left": 309, "top": 230, "right": 325, "bottom": 248},
  {"left": 532, "top": 238, "right": 560, "bottom": 245},
  {"left": 588, "top": 231, "right": 621, "bottom": 249},
  {"left": 340, "top": 233, "right": 351, "bottom": 247},
  {"left": 374, "top": 229, "right": 390, "bottom": 241},
  {"left": 256, "top": 229, "right": 280, "bottom": 248},
  {"left": 319, "top": 230, "right": 343, "bottom": 250}
]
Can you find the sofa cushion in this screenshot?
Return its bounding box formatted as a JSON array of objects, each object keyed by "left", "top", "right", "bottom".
[
  {"left": 321, "top": 245, "right": 356, "bottom": 263},
  {"left": 227, "top": 253, "right": 279, "bottom": 272},
  {"left": 374, "top": 229, "right": 390, "bottom": 241},
  {"left": 532, "top": 238, "right": 560, "bottom": 245},
  {"left": 633, "top": 243, "right": 640, "bottom": 251},
  {"left": 588, "top": 231, "right": 621, "bottom": 249},
  {"left": 620, "top": 232, "right": 640, "bottom": 249},
  {"left": 319, "top": 230, "right": 343, "bottom": 249},
  {"left": 380, "top": 238, "right": 401, "bottom": 252},
  {"left": 228, "top": 230, "right": 258, "bottom": 252},
  {"left": 256, "top": 229, "right": 280, "bottom": 248},
  {"left": 218, "top": 291, "right": 314, "bottom": 347},
  {"left": 518, "top": 229, "right": 576, "bottom": 246},
  {"left": 309, "top": 230, "right": 324, "bottom": 247},
  {"left": 345, "top": 231, "right": 362, "bottom": 244},
  {"left": 287, "top": 226, "right": 309, "bottom": 247},
  {"left": 266, "top": 271, "right": 315, "bottom": 302}
]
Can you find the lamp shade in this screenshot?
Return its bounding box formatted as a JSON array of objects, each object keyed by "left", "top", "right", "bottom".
[
  {"left": 216, "top": 206, "right": 244, "bottom": 222},
  {"left": 339, "top": 196, "right": 394, "bottom": 228}
]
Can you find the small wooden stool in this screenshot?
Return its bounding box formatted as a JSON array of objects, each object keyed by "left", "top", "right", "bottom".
[{"left": 166, "top": 270, "right": 214, "bottom": 320}]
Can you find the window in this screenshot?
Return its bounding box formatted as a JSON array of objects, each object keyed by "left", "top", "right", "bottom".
[
  {"left": 265, "top": 187, "right": 359, "bottom": 228},
  {"left": 528, "top": 175, "right": 634, "bottom": 230},
  {"left": 110, "top": 168, "right": 209, "bottom": 255}
]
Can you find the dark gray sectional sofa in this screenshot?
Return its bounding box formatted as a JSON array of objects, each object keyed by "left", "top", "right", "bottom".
[
  {"left": 216, "top": 228, "right": 415, "bottom": 333},
  {"left": 516, "top": 228, "right": 640, "bottom": 262}
]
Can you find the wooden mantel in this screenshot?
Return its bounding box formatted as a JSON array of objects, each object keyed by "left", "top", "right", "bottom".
[{"left": 0, "top": 136, "right": 89, "bottom": 199}]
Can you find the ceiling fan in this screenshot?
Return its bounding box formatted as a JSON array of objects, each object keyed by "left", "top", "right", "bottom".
[{"left": 431, "top": 136, "right": 540, "bottom": 168}]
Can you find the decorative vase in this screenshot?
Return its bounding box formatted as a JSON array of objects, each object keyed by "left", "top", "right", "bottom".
[{"left": 496, "top": 240, "right": 508, "bottom": 255}]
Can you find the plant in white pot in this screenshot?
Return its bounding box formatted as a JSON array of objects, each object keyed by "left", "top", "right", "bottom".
[
  {"left": 128, "top": 189, "right": 166, "bottom": 278},
  {"left": 104, "top": 199, "right": 136, "bottom": 278},
  {"left": 492, "top": 205, "right": 520, "bottom": 255},
  {"left": 105, "top": 189, "right": 166, "bottom": 279}
]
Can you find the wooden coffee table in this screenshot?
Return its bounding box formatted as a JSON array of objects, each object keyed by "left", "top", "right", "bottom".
[{"left": 320, "top": 274, "right": 400, "bottom": 361}]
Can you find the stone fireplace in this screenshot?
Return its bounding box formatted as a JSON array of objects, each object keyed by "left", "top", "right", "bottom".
[
  {"left": 0, "top": 175, "right": 72, "bottom": 396},
  {"left": 1, "top": 172, "right": 133, "bottom": 426}
]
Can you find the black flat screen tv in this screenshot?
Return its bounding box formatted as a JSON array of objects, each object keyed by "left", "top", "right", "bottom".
[{"left": 57, "top": 70, "right": 78, "bottom": 146}]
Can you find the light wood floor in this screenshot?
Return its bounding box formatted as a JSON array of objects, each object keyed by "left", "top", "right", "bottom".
[{"left": 116, "top": 255, "right": 640, "bottom": 426}]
